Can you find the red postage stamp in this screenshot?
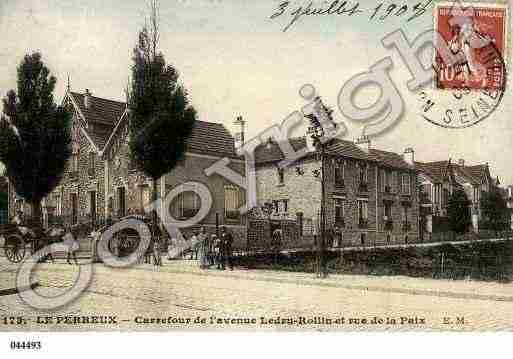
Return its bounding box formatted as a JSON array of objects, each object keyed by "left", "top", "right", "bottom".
[{"left": 434, "top": 2, "right": 508, "bottom": 90}]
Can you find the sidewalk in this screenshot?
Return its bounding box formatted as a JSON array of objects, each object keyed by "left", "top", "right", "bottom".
[{"left": 138, "top": 259, "right": 513, "bottom": 303}]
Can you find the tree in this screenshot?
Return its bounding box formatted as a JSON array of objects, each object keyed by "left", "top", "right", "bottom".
[
  {"left": 446, "top": 188, "right": 471, "bottom": 234},
  {"left": 128, "top": 0, "right": 197, "bottom": 226},
  {"left": 481, "top": 188, "right": 509, "bottom": 234},
  {"left": 0, "top": 52, "right": 71, "bottom": 224}
]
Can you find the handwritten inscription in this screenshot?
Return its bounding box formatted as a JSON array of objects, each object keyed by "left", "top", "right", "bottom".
[{"left": 270, "top": 0, "right": 433, "bottom": 32}]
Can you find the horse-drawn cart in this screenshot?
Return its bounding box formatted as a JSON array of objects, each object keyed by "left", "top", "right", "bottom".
[
  {"left": 0, "top": 224, "right": 31, "bottom": 263},
  {"left": 0, "top": 223, "right": 66, "bottom": 263}
]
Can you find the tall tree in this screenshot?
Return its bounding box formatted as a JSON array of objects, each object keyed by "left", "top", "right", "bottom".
[
  {"left": 481, "top": 188, "right": 509, "bottom": 234},
  {"left": 446, "top": 187, "right": 471, "bottom": 234},
  {"left": 0, "top": 52, "right": 71, "bottom": 224},
  {"left": 128, "top": 0, "right": 197, "bottom": 226}
]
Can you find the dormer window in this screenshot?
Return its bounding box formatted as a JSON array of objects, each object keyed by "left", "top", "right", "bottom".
[
  {"left": 71, "top": 142, "right": 79, "bottom": 174},
  {"left": 88, "top": 152, "right": 96, "bottom": 176}
]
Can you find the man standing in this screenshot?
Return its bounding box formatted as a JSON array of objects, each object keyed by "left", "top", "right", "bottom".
[{"left": 220, "top": 226, "right": 234, "bottom": 271}]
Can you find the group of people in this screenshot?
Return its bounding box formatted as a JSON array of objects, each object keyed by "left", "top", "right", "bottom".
[{"left": 188, "top": 226, "right": 234, "bottom": 270}]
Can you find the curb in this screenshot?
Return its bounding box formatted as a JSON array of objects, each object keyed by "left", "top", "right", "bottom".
[
  {"left": 0, "top": 282, "right": 40, "bottom": 297},
  {"left": 138, "top": 266, "right": 513, "bottom": 303}
]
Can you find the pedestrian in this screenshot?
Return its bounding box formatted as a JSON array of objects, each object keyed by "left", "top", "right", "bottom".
[
  {"left": 213, "top": 234, "right": 222, "bottom": 269},
  {"left": 153, "top": 236, "right": 162, "bottom": 266},
  {"left": 220, "top": 226, "right": 234, "bottom": 270},
  {"left": 197, "top": 227, "right": 210, "bottom": 269},
  {"left": 145, "top": 236, "right": 153, "bottom": 264},
  {"left": 167, "top": 237, "right": 178, "bottom": 260},
  {"left": 190, "top": 232, "right": 199, "bottom": 260},
  {"left": 208, "top": 233, "right": 216, "bottom": 266},
  {"left": 63, "top": 225, "right": 79, "bottom": 265},
  {"left": 151, "top": 221, "right": 162, "bottom": 266},
  {"left": 12, "top": 210, "right": 23, "bottom": 225}
]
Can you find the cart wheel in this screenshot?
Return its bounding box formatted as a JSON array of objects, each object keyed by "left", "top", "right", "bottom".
[{"left": 4, "top": 234, "right": 26, "bottom": 263}]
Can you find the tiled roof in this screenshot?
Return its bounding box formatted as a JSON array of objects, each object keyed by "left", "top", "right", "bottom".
[
  {"left": 414, "top": 161, "right": 450, "bottom": 182},
  {"left": 415, "top": 160, "right": 489, "bottom": 185},
  {"left": 186, "top": 120, "right": 238, "bottom": 159},
  {"left": 254, "top": 137, "right": 308, "bottom": 165},
  {"left": 70, "top": 92, "right": 126, "bottom": 150},
  {"left": 70, "top": 91, "right": 237, "bottom": 159},
  {"left": 463, "top": 164, "right": 488, "bottom": 182},
  {"left": 70, "top": 92, "right": 126, "bottom": 126},
  {"left": 254, "top": 137, "right": 378, "bottom": 165},
  {"left": 369, "top": 149, "right": 412, "bottom": 170}
]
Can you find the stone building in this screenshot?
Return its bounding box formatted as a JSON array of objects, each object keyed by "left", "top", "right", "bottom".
[
  {"left": 8, "top": 89, "right": 246, "bottom": 240},
  {"left": 416, "top": 159, "right": 495, "bottom": 233},
  {"left": 253, "top": 136, "right": 419, "bottom": 246}
]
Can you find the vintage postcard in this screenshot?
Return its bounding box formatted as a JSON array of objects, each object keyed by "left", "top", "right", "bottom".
[{"left": 1, "top": 0, "right": 513, "bottom": 350}]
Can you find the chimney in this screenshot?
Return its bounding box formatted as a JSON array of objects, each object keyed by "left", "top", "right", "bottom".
[
  {"left": 458, "top": 158, "right": 465, "bottom": 167},
  {"left": 233, "top": 115, "right": 246, "bottom": 149},
  {"left": 403, "top": 147, "right": 415, "bottom": 166},
  {"left": 355, "top": 135, "right": 370, "bottom": 153},
  {"left": 84, "top": 89, "right": 92, "bottom": 109}
]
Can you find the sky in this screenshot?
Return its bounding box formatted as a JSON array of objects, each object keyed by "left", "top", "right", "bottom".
[{"left": 0, "top": 0, "right": 512, "bottom": 183}]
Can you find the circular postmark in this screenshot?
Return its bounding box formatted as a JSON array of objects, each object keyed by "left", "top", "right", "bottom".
[{"left": 418, "top": 2, "right": 507, "bottom": 128}]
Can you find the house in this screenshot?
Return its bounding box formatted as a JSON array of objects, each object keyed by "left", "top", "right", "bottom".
[
  {"left": 8, "top": 88, "right": 246, "bottom": 240},
  {"left": 254, "top": 135, "right": 419, "bottom": 246},
  {"left": 502, "top": 185, "right": 513, "bottom": 230},
  {"left": 415, "top": 158, "right": 495, "bottom": 233}
]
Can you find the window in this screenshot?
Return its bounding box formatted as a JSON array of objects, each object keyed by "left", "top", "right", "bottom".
[
  {"left": 335, "top": 161, "right": 345, "bottom": 187},
  {"left": 442, "top": 188, "right": 449, "bottom": 206},
  {"left": 225, "top": 185, "right": 242, "bottom": 221},
  {"left": 171, "top": 183, "right": 200, "bottom": 219},
  {"left": 141, "top": 186, "right": 151, "bottom": 212},
  {"left": 381, "top": 170, "right": 392, "bottom": 192},
  {"left": 72, "top": 154, "right": 79, "bottom": 173},
  {"left": 334, "top": 198, "right": 345, "bottom": 225},
  {"left": 384, "top": 201, "right": 393, "bottom": 229},
  {"left": 358, "top": 200, "right": 368, "bottom": 228},
  {"left": 359, "top": 163, "right": 368, "bottom": 192},
  {"left": 420, "top": 184, "right": 431, "bottom": 203},
  {"left": 71, "top": 193, "right": 78, "bottom": 225},
  {"left": 55, "top": 194, "right": 62, "bottom": 216},
  {"left": 71, "top": 142, "right": 79, "bottom": 174},
  {"left": 473, "top": 186, "right": 480, "bottom": 204},
  {"left": 88, "top": 152, "right": 95, "bottom": 176},
  {"left": 359, "top": 163, "right": 368, "bottom": 183},
  {"left": 392, "top": 171, "right": 398, "bottom": 192},
  {"left": 277, "top": 167, "right": 284, "bottom": 185},
  {"left": 401, "top": 174, "right": 411, "bottom": 194},
  {"left": 401, "top": 205, "right": 408, "bottom": 221},
  {"left": 384, "top": 201, "right": 392, "bottom": 220}
]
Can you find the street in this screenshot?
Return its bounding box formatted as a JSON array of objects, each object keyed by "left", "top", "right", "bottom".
[{"left": 1, "top": 256, "right": 513, "bottom": 331}]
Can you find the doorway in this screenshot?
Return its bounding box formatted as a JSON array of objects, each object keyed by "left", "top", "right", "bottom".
[
  {"left": 90, "top": 191, "right": 97, "bottom": 228},
  {"left": 117, "top": 187, "right": 126, "bottom": 218}
]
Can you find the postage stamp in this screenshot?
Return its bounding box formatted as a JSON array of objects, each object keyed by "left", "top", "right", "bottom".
[
  {"left": 416, "top": 1, "right": 508, "bottom": 128},
  {"left": 434, "top": 2, "right": 508, "bottom": 90}
]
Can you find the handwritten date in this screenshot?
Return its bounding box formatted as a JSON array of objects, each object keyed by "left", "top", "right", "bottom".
[{"left": 271, "top": 0, "right": 433, "bottom": 32}]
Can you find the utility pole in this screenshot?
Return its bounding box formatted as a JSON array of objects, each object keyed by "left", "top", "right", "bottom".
[{"left": 306, "top": 96, "right": 336, "bottom": 279}]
